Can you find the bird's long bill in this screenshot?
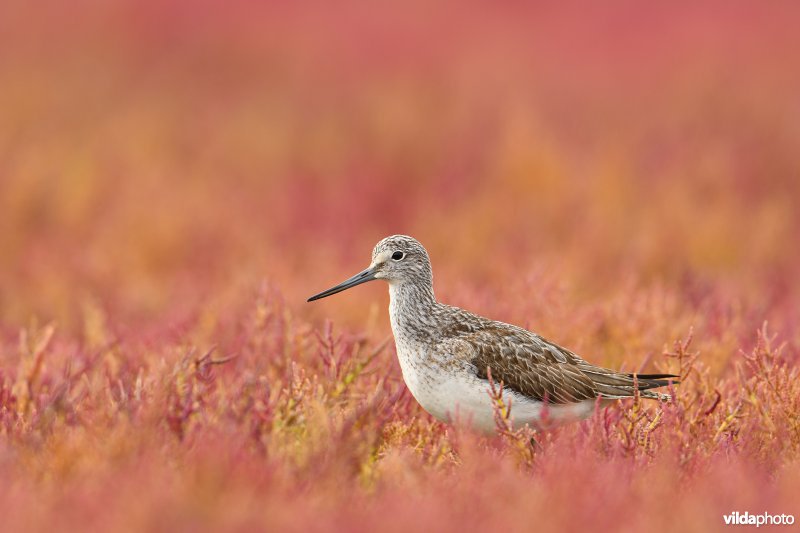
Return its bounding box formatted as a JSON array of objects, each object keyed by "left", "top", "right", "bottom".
[{"left": 307, "top": 267, "right": 377, "bottom": 302}]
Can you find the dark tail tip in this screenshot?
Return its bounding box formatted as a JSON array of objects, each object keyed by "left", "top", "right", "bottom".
[
  {"left": 635, "top": 373, "right": 680, "bottom": 380},
  {"left": 631, "top": 373, "right": 680, "bottom": 390}
]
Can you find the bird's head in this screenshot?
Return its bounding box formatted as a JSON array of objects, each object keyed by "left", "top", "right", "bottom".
[{"left": 307, "top": 235, "right": 433, "bottom": 302}]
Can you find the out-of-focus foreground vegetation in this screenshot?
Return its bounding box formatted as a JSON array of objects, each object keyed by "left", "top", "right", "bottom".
[{"left": 1, "top": 2, "right": 799, "bottom": 531}]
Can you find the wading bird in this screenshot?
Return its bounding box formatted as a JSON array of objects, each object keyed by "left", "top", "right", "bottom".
[{"left": 308, "top": 235, "right": 677, "bottom": 433}]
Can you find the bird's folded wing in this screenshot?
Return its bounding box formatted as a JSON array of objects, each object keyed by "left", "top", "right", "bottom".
[{"left": 449, "top": 326, "right": 600, "bottom": 404}]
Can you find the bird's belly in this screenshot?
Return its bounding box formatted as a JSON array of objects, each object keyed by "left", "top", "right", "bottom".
[{"left": 395, "top": 344, "right": 595, "bottom": 433}]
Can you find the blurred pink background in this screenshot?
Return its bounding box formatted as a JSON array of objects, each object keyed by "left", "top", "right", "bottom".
[{"left": 1, "top": 1, "right": 798, "bottom": 335}]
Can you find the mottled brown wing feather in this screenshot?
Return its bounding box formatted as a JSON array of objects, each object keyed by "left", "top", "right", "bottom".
[
  {"left": 464, "top": 326, "right": 600, "bottom": 403},
  {"left": 442, "top": 314, "right": 676, "bottom": 403}
]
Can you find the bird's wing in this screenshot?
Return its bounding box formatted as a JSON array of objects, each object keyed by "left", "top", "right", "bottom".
[
  {"left": 446, "top": 321, "right": 677, "bottom": 403},
  {"left": 447, "top": 325, "right": 601, "bottom": 404}
]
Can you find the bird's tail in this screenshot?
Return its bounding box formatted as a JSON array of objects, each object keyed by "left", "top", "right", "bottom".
[
  {"left": 631, "top": 373, "right": 680, "bottom": 401},
  {"left": 579, "top": 365, "right": 679, "bottom": 401}
]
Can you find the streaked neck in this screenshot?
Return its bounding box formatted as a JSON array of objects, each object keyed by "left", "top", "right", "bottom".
[
  {"left": 389, "top": 280, "right": 436, "bottom": 308},
  {"left": 388, "top": 281, "right": 437, "bottom": 335},
  {"left": 388, "top": 282, "right": 439, "bottom": 348}
]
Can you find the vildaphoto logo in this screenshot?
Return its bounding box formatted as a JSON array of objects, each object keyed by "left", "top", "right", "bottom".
[{"left": 723, "top": 512, "right": 795, "bottom": 527}]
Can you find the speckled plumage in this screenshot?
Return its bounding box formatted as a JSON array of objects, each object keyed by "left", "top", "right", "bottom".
[{"left": 308, "top": 235, "right": 677, "bottom": 433}]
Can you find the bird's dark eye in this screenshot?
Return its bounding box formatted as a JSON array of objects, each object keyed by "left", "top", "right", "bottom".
[{"left": 391, "top": 251, "right": 405, "bottom": 261}]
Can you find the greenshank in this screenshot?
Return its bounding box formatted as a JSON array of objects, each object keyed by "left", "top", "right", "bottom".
[{"left": 308, "top": 235, "right": 677, "bottom": 432}]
